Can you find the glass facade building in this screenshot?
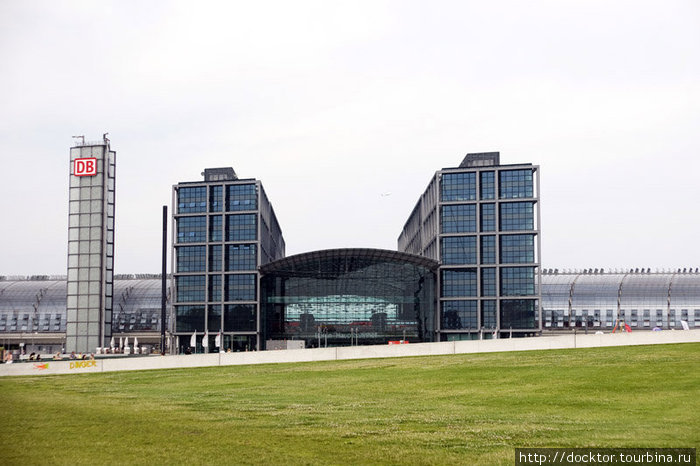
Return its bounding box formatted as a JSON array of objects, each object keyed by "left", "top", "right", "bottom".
[
  {"left": 172, "top": 168, "right": 285, "bottom": 352},
  {"left": 6, "top": 149, "right": 700, "bottom": 355},
  {"left": 399, "top": 152, "right": 541, "bottom": 340},
  {"left": 2, "top": 270, "right": 698, "bottom": 353},
  {"left": 66, "top": 137, "right": 116, "bottom": 353},
  {"left": 260, "top": 249, "right": 437, "bottom": 347}
]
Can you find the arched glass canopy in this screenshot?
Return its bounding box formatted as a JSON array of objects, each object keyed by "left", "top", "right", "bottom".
[{"left": 260, "top": 249, "right": 438, "bottom": 348}]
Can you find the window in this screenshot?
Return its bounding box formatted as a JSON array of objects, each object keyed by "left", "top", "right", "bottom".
[
  {"left": 480, "top": 203, "right": 495, "bottom": 232},
  {"left": 227, "top": 184, "right": 257, "bottom": 211},
  {"left": 209, "top": 186, "right": 223, "bottom": 212},
  {"left": 481, "top": 268, "right": 496, "bottom": 296},
  {"left": 208, "top": 304, "right": 222, "bottom": 332},
  {"left": 499, "top": 169, "right": 533, "bottom": 199},
  {"left": 480, "top": 171, "right": 495, "bottom": 200},
  {"left": 441, "top": 172, "right": 476, "bottom": 201},
  {"left": 176, "top": 276, "right": 205, "bottom": 302},
  {"left": 500, "top": 234, "right": 535, "bottom": 263},
  {"left": 441, "top": 269, "right": 477, "bottom": 297},
  {"left": 209, "top": 245, "right": 222, "bottom": 272},
  {"left": 441, "top": 205, "right": 476, "bottom": 233},
  {"left": 209, "top": 215, "right": 222, "bottom": 242},
  {"left": 500, "top": 267, "right": 536, "bottom": 296},
  {"left": 225, "top": 274, "right": 257, "bottom": 301},
  {"left": 226, "top": 214, "right": 257, "bottom": 241},
  {"left": 441, "top": 236, "right": 476, "bottom": 265},
  {"left": 226, "top": 244, "right": 257, "bottom": 271},
  {"left": 499, "top": 202, "right": 534, "bottom": 231},
  {"left": 178, "top": 187, "right": 207, "bottom": 213},
  {"left": 481, "top": 236, "right": 496, "bottom": 264},
  {"left": 482, "top": 300, "right": 497, "bottom": 328},
  {"left": 177, "top": 216, "right": 206, "bottom": 243},
  {"left": 500, "top": 299, "right": 537, "bottom": 329},
  {"left": 441, "top": 300, "right": 478, "bottom": 329},
  {"left": 175, "top": 305, "right": 205, "bottom": 332},
  {"left": 176, "top": 246, "right": 206, "bottom": 273},
  {"left": 224, "top": 304, "right": 256, "bottom": 331},
  {"left": 208, "top": 275, "right": 221, "bottom": 302}
]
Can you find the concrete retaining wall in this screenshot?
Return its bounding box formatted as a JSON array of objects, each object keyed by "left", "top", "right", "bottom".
[{"left": 2, "top": 329, "right": 698, "bottom": 377}]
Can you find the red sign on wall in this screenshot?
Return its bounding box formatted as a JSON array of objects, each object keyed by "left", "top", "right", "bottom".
[{"left": 74, "top": 157, "right": 97, "bottom": 176}]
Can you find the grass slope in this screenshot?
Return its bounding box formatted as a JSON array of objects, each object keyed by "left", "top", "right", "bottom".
[{"left": 1, "top": 344, "right": 698, "bottom": 465}]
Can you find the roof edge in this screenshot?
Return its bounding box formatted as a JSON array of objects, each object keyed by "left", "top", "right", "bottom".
[{"left": 260, "top": 248, "right": 439, "bottom": 274}]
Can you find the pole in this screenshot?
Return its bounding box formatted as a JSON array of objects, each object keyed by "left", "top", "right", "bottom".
[{"left": 161, "top": 205, "right": 167, "bottom": 355}]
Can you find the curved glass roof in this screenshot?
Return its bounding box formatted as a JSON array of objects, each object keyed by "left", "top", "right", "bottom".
[
  {"left": 1, "top": 268, "right": 698, "bottom": 335},
  {"left": 260, "top": 248, "right": 439, "bottom": 275},
  {"left": 572, "top": 274, "right": 625, "bottom": 310},
  {"left": 260, "top": 248, "right": 438, "bottom": 300},
  {"left": 670, "top": 274, "right": 700, "bottom": 308},
  {"left": 541, "top": 274, "right": 576, "bottom": 310},
  {"left": 540, "top": 271, "right": 700, "bottom": 312},
  {"left": 0, "top": 276, "right": 170, "bottom": 333},
  {"left": 619, "top": 274, "right": 672, "bottom": 309},
  {"left": 260, "top": 248, "right": 437, "bottom": 346}
]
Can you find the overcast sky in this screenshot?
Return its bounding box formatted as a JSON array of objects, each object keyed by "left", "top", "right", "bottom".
[{"left": 1, "top": 0, "right": 699, "bottom": 276}]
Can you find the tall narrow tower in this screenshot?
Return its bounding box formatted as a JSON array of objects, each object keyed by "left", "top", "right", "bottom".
[{"left": 66, "top": 135, "right": 116, "bottom": 353}]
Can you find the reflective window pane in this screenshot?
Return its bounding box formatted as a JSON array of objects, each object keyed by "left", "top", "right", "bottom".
[
  {"left": 500, "top": 234, "right": 535, "bottom": 263},
  {"left": 226, "top": 244, "right": 257, "bottom": 271},
  {"left": 441, "top": 236, "right": 476, "bottom": 265},
  {"left": 177, "top": 216, "right": 206, "bottom": 243},
  {"left": 499, "top": 169, "right": 533, "bottom": 199},
  {"left": 480, "top": 171, "right": 495, "bottom": 200},
  {"left": 441, "top": 205, "right": 476, "bottom": 233},
  {"left": 481, "top": 236, "right": 496, "bottom": 264},
  {"left": 224, "top": 304, "right": 256, "bottom": 331},
  {"left": 209, "top": 186, "right": 223, "bottom": 212},
  {"left": 500, "top": 267, "right": 536, "bottom": 296},
  {"left": 441, "top": 300, "right": 478, "bottom": 329},
  {"left": 480, "top": 203, "right": 495, "bottom": 232},
  {"left": 500, "top": 299, "right": 537, "bottom": 328},
  {"left": 226, "top": 214, "right": 257, "bottom": 241},
  {"left": 176, "top": 246, "right": 206, "bottom": 273},
  {"left": 441, "top": 269, "right": 477, "bottom": 297},
  {"left": 499, "top": 202, "right": 534, "bottom": 231},
  {"left": 441, "top": 172, "right": 476, "bottom": 201},
  {"left": 227, "top": 184, "right": 257, "bottom": 211},
  {"left": 178, "top": 187, "right": 207, "bottom": 213},
  {"left": 225, "top": 274, "right": 257, "bottom": 301}
]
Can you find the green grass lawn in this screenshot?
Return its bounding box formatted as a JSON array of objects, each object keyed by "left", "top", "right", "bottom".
[{"left": 1, "top": 343, "right": 698, "bottom": 465}]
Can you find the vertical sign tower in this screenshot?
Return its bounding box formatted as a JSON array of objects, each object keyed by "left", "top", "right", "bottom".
[{"left": 66, "top": 135, "right": 116, "bottom": 353}]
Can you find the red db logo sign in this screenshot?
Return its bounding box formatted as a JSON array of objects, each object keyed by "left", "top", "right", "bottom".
[{"left": 74, "top": 157, "right": 97, "bottom": 176}]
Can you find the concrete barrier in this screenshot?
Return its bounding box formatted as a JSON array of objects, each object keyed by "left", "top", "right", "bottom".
[{"left": 2, "top": 329, "right": 699, "bottom": 377}]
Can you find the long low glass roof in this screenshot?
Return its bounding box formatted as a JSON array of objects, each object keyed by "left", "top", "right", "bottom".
[
  {"left": 540, "top": 270, "right": 700, "bottom": 311},
  {"left": 1, "top": 269, "right": 699, "bottom": 333}
]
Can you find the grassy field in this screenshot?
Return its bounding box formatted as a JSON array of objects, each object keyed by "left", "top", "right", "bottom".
[{"left": 1, "top": 343, "right": 698, "bottom": 465}]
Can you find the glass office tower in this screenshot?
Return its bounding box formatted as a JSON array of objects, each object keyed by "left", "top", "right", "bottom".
[
  {"left": 399, "top": 152, "right": 541, "bottom": 340},
  {"left": 66, "top": 135, "right": 116, "bottom": 353},
  {"left": 172, "top": 168, "right": 285, "bottom": 352}
]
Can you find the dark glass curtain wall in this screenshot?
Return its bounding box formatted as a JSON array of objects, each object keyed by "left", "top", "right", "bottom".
[{"left": 260, "top": 249, "right": 437, "bottom": 349}]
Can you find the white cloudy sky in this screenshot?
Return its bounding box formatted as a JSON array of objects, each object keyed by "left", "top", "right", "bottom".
[{"left": 1, "top": 0, "right": 699, "bottom": 275}]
